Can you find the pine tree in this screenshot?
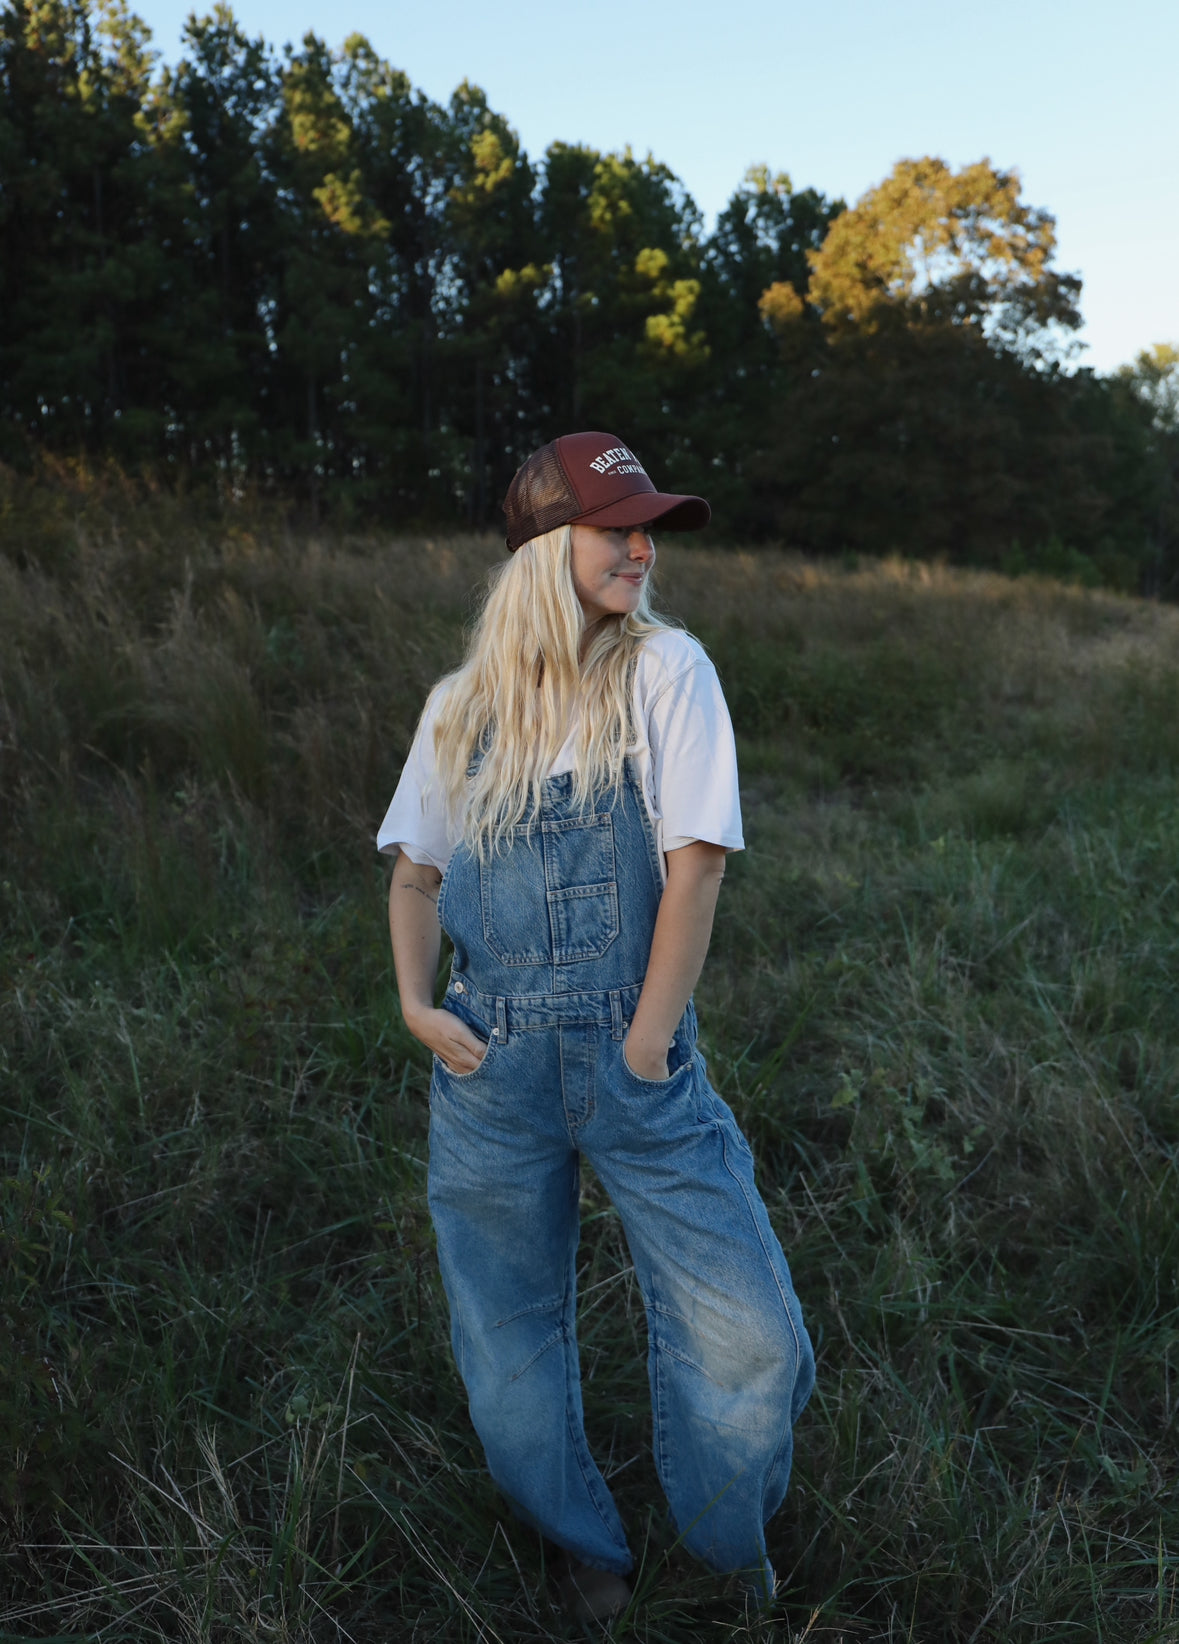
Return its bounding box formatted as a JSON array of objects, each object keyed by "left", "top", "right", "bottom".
[{"left": 0, "top": 0, "right": 164, "bottom": 459}]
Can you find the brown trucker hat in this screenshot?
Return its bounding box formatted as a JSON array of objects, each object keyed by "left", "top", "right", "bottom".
[{"left": 502, "top": 431, "right": 710, "bottom": 551}]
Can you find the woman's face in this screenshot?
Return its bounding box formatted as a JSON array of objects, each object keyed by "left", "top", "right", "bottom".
[{"left": 569, "top": 524, "right": 655, "bottom": 625}]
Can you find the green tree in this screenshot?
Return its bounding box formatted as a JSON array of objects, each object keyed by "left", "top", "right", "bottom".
[
  {"left": 325, "top": 37, "right": 477, "bottom": 516},
  {"left": 264, "top": 31, "right": 391, "bottom": 514},
  {"left": 527, "top": 143, "right": 707, "bottom": 483},
  {"left": 441, "top": 80, "right": 538, "bottom": 523},
  {"left": 1119, "top": 342, "right": 1179, "bottom": 433},
  {"left": 703, "top": 166, "right": 837, "bottom": 341},
  {"left": 160, "top": 5, "right": 283, "bottom": 479},
  {"left": 0, "top": 0, "right": 169, "bottom": 459},
  {"left": 691, "top": 167, "right": 841, "bottom": 531},
  {"left": 1115, "top": 344, "right": 1179, "bottom": 591}
]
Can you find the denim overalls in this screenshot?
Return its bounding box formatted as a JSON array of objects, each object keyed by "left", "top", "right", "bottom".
[{"left": 427, "top": 758, "right": 814, "bottom": 1585}]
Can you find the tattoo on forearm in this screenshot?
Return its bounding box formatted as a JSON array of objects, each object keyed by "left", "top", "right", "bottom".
[{"left": 401, "top": 883, "right": 439, "bottom": 906}]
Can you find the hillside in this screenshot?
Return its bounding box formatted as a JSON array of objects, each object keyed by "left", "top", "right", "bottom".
[{"left": 2, "top": 523, "right": 1178, "bottom": 1640}]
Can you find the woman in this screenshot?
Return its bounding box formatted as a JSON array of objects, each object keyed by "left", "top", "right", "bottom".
[{"left": 379, "top": 432, "right": 814, "bottom": 1621}]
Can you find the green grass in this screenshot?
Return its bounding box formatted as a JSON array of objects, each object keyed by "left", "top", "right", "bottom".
[{"left": 2, "top": 514, "right": 1179, "bottom": 1640}]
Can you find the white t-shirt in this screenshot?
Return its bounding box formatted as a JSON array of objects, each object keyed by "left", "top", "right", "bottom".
[{"left": 376, "top": 628, "right": 744, "bottom": 877}]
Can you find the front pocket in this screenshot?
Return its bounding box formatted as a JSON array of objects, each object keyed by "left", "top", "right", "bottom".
[
  {"left": 543, "top": 812, "right": 619, "bottom": 964},
  {"left": 480, "top": 811, "right": 619, "bottom": 966},
  {"left": 547, "top": 880, "right": 619, "bottom": 963},
  {"left": 620, "top": 1039, "right": 696, "bottom": 1089}
]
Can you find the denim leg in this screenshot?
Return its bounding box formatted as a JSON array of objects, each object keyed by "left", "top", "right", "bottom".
[
  {"left": 426, "top": 1031, "right": 633, "bottom": 1574},
  {"left": 585, "top": 1038, "right": 814, "bottom": 1581}
]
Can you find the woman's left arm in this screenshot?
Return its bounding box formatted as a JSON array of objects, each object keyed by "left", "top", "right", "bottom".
[{"left": 623, "top": 840, "right": 728, "bottom": 1081}]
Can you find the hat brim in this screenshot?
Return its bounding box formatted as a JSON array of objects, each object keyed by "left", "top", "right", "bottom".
[{"left": 569, "top": 490, "right": 710, "bottom": 533}]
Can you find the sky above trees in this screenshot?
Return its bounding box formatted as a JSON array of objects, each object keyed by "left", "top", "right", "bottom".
[{"left": 126, "top": 0, "right": 1177, "bottom": 376}]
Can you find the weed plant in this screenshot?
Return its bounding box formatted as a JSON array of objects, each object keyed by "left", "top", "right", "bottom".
[{"left": 2, "top": 507, "right": 1178, "bottom": 1641}]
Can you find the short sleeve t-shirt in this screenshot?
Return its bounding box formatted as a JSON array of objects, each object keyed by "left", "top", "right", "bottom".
[{"left": 376, "top": 628, "right": 743, "bottom": 876}]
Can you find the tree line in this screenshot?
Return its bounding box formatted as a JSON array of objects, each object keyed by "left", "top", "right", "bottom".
[{"left": 2, "top": 0, "right": 1177, "bottom": 585}]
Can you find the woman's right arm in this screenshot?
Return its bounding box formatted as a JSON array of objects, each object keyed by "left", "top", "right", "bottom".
[{"left": 388, "top": 852, "right": 489, "bottom": 1074}]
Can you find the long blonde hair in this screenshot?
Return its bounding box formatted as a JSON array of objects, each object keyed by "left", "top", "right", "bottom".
[{"left": 428, "top": 525, "right": 674, "bottom": 854}]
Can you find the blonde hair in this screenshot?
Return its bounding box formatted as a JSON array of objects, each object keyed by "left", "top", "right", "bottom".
[{"left": 428, "top": 525, "right": 674, "bottom": 854}]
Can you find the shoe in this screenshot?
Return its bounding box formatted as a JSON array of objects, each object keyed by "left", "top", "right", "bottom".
[{"left": 557, "top": 1560, "right": 633, "bottom": 1624}]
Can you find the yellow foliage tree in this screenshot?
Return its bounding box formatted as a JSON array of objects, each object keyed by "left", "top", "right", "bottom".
[
  {"left": 636, "top": 246, "right": 707, "bottom": 363},
  {"left": 757, "top": 280, "right": 805, "bottom": 333},
  {"left": 807, "top": 156, "right": 1081, "bottom": 356}
]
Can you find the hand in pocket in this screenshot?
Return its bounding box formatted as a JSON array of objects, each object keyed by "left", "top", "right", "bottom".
[
  {"left": 622, "top": 1031, "right": 670, "bottom": 1082},
  {"left": 412, "top": 1006, "right": 490, "bottom": 1074}
]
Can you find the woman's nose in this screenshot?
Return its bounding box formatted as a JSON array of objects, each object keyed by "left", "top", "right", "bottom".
[{"left": 627, "top": 529, "right": 654, "bottom": 560}]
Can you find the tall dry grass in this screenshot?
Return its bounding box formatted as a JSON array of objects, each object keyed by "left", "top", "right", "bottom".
[{"left": 3, "top": 508, "right": 1179, "bottom": 1640}]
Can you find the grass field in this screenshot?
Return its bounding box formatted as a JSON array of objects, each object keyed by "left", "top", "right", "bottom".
[{"left": 2, "top": 505, "right": 1179, "bottom": 1641}]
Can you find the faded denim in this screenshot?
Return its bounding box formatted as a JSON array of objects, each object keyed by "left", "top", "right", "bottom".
[{"left": 427, "top": 760, "right": 814, "bottom": 1586}]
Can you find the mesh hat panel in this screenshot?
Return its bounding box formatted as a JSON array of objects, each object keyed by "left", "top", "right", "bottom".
[{"left": 502, "top": 441, "right": 580, "bottom": 551}]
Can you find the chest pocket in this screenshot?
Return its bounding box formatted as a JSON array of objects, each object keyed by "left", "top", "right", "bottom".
[{"left": 481, "top": 812, "right": 619, "bottom": 966}]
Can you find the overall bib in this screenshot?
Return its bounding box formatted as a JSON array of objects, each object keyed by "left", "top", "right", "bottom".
[{"left": 427, "top": 760, "right": 814, "bottom": 1583}]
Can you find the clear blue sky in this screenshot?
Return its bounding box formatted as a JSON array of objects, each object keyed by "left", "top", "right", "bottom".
[{"left": 131, "top": 0, "right": 1177, "bottom": 374}]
